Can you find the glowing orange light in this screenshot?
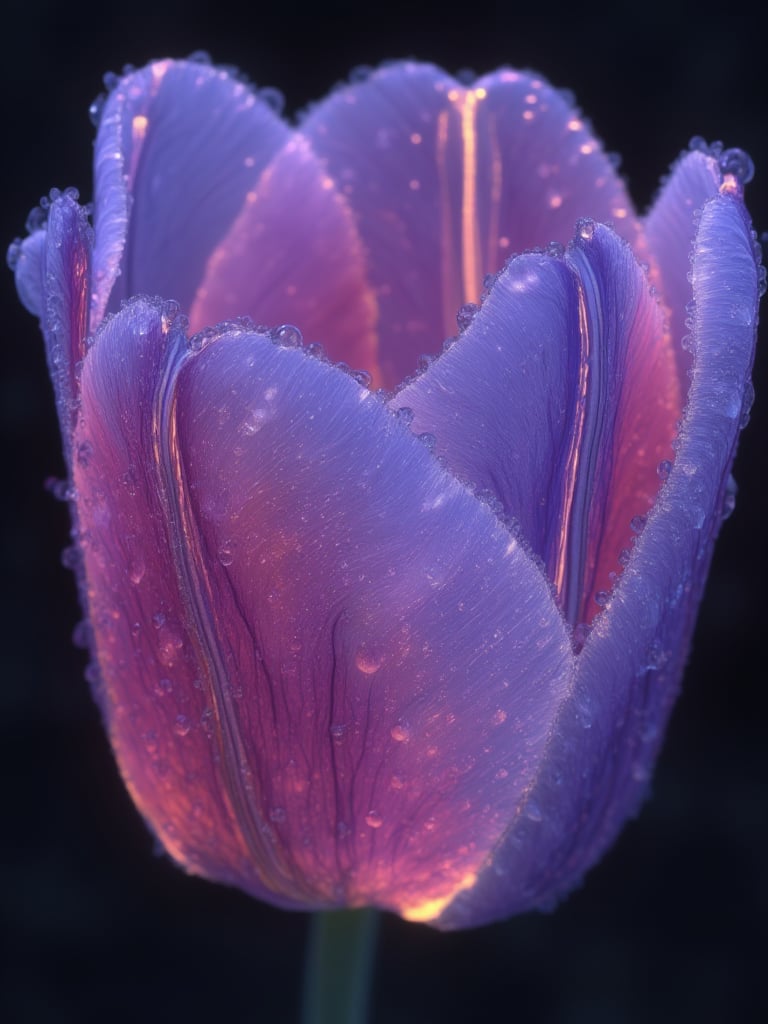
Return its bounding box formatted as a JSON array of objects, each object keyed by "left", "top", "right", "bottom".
[{"left": 400, "top": 872, "right": 479, "bottom": 922}]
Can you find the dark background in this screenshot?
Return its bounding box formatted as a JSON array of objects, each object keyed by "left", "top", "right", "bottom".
[{"left": 1, "top": 1, "right": 766, "bottom": 1021}]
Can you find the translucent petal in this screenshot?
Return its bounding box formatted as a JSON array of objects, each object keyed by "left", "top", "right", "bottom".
[
  {"left": 302, "top": 62, "right": 644, "bottom": 387},
  {"left": 188, "top": 136, "right": 379, "bottom": 384}
]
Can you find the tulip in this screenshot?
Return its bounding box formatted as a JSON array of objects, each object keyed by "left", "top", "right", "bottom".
[{"left": 11, "top": 56, "right": 760, "bottom": 930}]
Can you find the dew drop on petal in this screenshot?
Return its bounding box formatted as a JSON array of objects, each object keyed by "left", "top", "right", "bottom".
[{"left": 173, "top": 714, "right": 191, "bottom": 737}]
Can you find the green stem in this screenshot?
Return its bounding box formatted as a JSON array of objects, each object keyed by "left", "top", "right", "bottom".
[{"left": 301, "top": 908, "right": 379, "bottom": 1024}]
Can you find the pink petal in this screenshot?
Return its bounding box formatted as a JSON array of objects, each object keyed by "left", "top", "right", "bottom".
[{"left": 188, "top": 136, "right": 379, "bottom": 385}]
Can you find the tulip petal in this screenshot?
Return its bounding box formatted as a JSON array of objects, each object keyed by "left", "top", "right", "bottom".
[
  {"left": 12, "top": 227, "right": 46, "bottom": 318},
  {"left": 395, "top": 222, "right": 680, "bottom": 627},
  {"left": 438, "top": 187, "right": 759, "bottom": 929},
  {"left": 73, "top": 297, "right": 574, "bottom": 919},
  {"left": 302, "top": 62, "right": 644, "bottom": 387},
  {"left": 644, "top": 149, "right": 722, "bottom": 380},
  {"left": 187, "top": 135, "right": 380, "bottom": 385},
  {"left": 92, "top": 59, "right": 290, "bottom": 327},
  {"left": 20, "top": 195, "right": 92, "bottom": 447}
]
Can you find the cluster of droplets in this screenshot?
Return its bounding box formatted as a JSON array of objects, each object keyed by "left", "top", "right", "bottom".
[{"left": 688, "top": 137, "right": 755, "bottom": 186}]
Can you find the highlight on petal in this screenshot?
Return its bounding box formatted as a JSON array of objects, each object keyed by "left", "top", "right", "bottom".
[
  {"left": 437, "top": 187, "right": 759, "bottom": 930},
  {"left": 395, "top": 221, "right": 680, "bottom": 629},
  {"left": 188, "top": 135, "right": 380, "bottom": 385},
  {"left": 92, "top": 59, "right": 291, "bottom": 327},
  {"left": 74, "top": 297, "right": 574, "bottom": 919},
  {"left": 302, "top": 62, "right": 644, "bottom": 387}
]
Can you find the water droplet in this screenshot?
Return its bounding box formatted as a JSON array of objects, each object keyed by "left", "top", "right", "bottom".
[
  {"left": 89, "top": 93, "right": 106, "bottom": 126},
  {"left": 330, "top": 723, "right": 347, "bottom": 740},
  {"left": 152, "top": 611, "right": 166, "bottom": 629},
  {"left": 269, "top": 806, "right": 287, "bottom": 823},
  {"left": 644, "top": 641, "right": 665, "bottom": 671},
  {"left": 740, "top": 380, "right": 755, "bottom": 428},
  {"left": 143, "top": 729, "right": 159, "bottom": 754},
  {"left": 240, "top": 407, "right": 271, "bottom": 435},
  {"left": 390, "top": 774, "right": 405, "bottom": 790},
  {"left": 417, "top": 432, "right": 436, "bottom": 452},
  {"left": 594, "top": 590, "right": 610, "bottom": 608},
  {"left": 60, "top": 544, "right": 80, "bottom": 570},
  {"left": 76, "top": 440, "right": 93, "bottom": 467},
  {"left": 154, "top": 677, "right": 173, "bottom": 697},
  {"left": 657, "top": 459, "right": 673, "bottom": 480},
  {"left": 128, "top": 558, "right": 146, "bottom": 584},
  {"left": 395, "top": 406, "right": 414, "bottom": 426},
  {"left": 158, "top": 628, "right": 184, "bottom": 667},
  {"left": 173, "top": 714, "right": 191, "bottom": 737},
  {"left": 577, "top": 219, "right": 595, "bottom": 241},
  {"left": 218, "top": 542, "right": 235, "bottom": 566},
  {"left": 390, "top": 722, "right": 411, "bottom": 743},
  {"left": 456, "top": 302, "right": 479, "bottom": 332},
  {"left": 355, "top": 644, "right": 384, "bottom": 675},
  {"left": 525, "top": 801, "right": 543, "bottom": 822},
  {"left": 259, "top": 86, "right": 285, "bottom": 115},
  {"left": 365, "top": 811, "right": 383, "bottom": 829},
  {"left": 630, "top": 514, "right": 647, "bottom": 535},
  {"left": 72, "top": 621, "right": 91, "bottom": 649},
  {"left": 722, "top": 475, "right": 737, "bottom": 520},
  {"left": 6, "top": 238, "right": 22, "bottom": 271},
  {"left": 719, "top": 147, "right": 754, "bottom": 185},
  {"left": 492, "top": 709, "right": 507, "bottom": 726},
  {"left": 572, "top": 622, "right": 591, "bottom": 650},
  {"left": 273, "top": 323, "right": 302, "bottom": 347}
]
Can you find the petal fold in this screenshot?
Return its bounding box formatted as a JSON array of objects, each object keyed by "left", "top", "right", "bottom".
[{"left": 395, "top": 222, "right": 679, "bottom": 627}]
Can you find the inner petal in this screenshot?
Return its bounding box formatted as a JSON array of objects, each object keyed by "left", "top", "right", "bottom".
[
  {"left": 188, "top": 136, "right": 380, "bottom": 385},
  {"left": 395, "top": 222, "right": 680, "bottom": 630},
  {"left": 302, "top": 62, "right": 644, "bottom": 388}
]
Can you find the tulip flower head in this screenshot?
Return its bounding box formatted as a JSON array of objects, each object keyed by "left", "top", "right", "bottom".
[{"left": 11, "top": 56, "right": 760, "bottom": 929}]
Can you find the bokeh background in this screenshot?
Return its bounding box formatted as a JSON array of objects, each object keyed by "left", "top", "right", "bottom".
[{"left": 1, "top": 1, "right": 766, "bottom": 1021}]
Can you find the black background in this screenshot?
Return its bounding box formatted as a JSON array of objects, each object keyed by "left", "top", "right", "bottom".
[{"left": 1, "top": 1, "right": 766, "bottom": 1021}]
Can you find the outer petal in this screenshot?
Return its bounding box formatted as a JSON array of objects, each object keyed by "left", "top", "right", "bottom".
[
  {"left": 394, "top": 223, "right": 680, "bottom": 627},
  {"left": 644, "top": 149, "right": 722, "bottom": 379},
  {"left": 302, "top": 62, "right": 644, "bottom": 387},
  {"left": 187, "top": 135, "right": 379, "bottom": 384},
  {"left": 13, "top": 195, "right": 92, "bottom": 448},
  {"left": 92, "top": 59, "right": 290, "bottom": 327},
  {"left": 438, "top": 186, "right": 759, "bottom": 929},
  {"left": 73, "top": 299, "right": 574, "bottom": 920},
  {"left": 12, "top": 226, "right": 46, "bottom": 317}
]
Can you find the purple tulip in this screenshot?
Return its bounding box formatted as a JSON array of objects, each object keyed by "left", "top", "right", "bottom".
[{"left": 11, "top": 57, "right": 760, "bottom": 929}]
